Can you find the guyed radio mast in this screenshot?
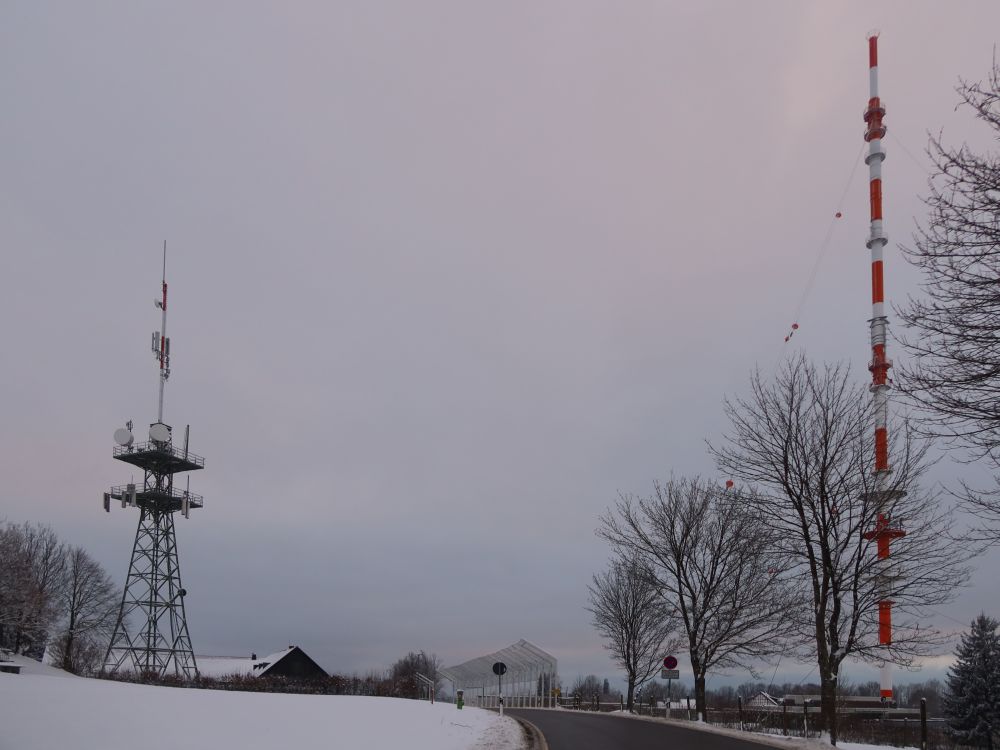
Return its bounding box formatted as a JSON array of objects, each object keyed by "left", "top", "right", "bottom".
[{"left": 858, "top": 34, "right": 906, "bottom": 703}]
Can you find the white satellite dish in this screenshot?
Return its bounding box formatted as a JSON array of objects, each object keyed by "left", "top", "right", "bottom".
[
  {"left": 113, "top": 428, "right": 134, "bottom": 447},
  {"left": 149, "top": 423, "right": 171, "bottom": 443}
]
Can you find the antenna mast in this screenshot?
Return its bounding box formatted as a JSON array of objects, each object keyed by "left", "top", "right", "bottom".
[
  {"left": 103, "top": 243, "right": 204, "bottom": 680},
  {"left": 860, "top": 33, "right": 905, "bottom": 704},
  {"left": 154, "top": 240, "right": 169, "bottom": 423}
]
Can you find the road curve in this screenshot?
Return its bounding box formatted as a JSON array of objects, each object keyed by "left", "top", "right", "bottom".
[{"left": 506, "top": 709, "right": 772, "bottom": 750}]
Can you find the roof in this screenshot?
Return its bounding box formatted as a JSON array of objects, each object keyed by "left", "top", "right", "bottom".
[
  {"left": 747, "top": 691, "right": 782, "bottom": 707},
  {"left": 195, "top": 647, "right": 300, "bottom": 679},
  {"left": 440, "top": 639, "right": 557, "bottom": 689}
]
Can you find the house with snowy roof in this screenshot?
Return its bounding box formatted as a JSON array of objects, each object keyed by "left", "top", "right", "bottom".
[{"left": 196, "top": 646, "right": 327, "bottom": 680}]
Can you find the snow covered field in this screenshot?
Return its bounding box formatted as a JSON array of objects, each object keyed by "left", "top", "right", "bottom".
[{"left": 0, "top": 657, "right": 522, "bottom": 750}]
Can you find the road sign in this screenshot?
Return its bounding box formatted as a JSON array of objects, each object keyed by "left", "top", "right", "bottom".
[
  {"left": 663, "top": 655, "right": 678, "bottom": 670},
  {"left": 493, "top": 661, "right": 507, "bottom": 716},
  {"left": 661, "top": 668, "right": 680, "bottom": 680}
]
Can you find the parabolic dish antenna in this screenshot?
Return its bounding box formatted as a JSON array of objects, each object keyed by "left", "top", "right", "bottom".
[
  {"left": 149, "top": 423, "right": 171, "bottom": 443},
  {"left": 113, "top": 428, "right": 134, "bottom": 447}
]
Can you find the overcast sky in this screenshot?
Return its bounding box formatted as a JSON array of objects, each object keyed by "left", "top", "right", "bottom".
[{"left": 3, "top": 1, "right": 999, "bottom": 692}]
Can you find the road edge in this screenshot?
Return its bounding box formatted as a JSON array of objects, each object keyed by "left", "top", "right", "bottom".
[
  {"left": 600, "top": 711, "right": 820, "bottom": 750},
  {"left": 511, "top": 715, "right": 549, "bottom": 750},
  {"left": 517, "top": 709, "right": 820, "bottom": 750}
]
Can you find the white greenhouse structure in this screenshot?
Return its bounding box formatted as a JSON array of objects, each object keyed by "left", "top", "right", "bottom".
[{"left": 440, "top": 639, "right": 558, "bottom": 709}]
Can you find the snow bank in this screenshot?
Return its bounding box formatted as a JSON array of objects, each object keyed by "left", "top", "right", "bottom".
[{"left": 0, "top": 668, "right": 522, "bottom": 750}]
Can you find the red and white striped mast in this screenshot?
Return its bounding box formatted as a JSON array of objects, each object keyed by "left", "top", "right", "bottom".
[{"left": 860, "top": 33, "right": 905, "bottom": 703}]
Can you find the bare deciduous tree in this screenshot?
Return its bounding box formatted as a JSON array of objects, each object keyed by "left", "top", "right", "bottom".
[
  {"left": 390, "top": 650, "right": 443, "bottom": 699},
  {"left": 711, "top": 356, "right": 973, "bottom": 745},
  {"left": 587, "top": 556, "right": 681, "bottom": 711},
  {"left": 50, "top": 546, "right": 119, "bottom": 675},
  {"left": 569, "top": 674, "right": 604, "bottom": 701},
  {"left": 0, "top": 522, "right": 66, "bottom": 656},
  {"left": 897, "top": 59, "right": 1000, "bottom": 540},
  {"left": 0, "top": 525, "right": 32, "bottom": 648},
  {"left": 599, "top": 477, "right": 795, "bottom": 720}
]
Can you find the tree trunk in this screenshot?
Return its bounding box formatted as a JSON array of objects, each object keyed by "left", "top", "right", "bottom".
[
  {"left": 60, "top": 607, "right": 77, "bottom": 673},
  {"left": 626, "top": 678, "right": 636, "bottom": 712},
  {"left": 695, "top": 673, "right": 708, "bottom": 722},
  {"left": 821, "top": 668, "right": 838, "bottom": 746},
  {"left": 61, "top": 632, "right": 75, "bottom": 673}
]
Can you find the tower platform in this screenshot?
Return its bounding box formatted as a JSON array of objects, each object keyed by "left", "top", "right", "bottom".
[
  {"left": 109, "top": 484, "right": 204, "bottom": 513},
  {"left": 113, "top": 441, "right": 204, "bottom": 473}
]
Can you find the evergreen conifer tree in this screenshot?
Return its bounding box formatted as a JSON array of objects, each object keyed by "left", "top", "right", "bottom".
[{"left": 944, "top": 614, "right": 1000, "bottom": 749}]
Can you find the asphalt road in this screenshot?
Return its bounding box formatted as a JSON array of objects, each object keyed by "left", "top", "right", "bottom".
[{"left": 506, "top": 709, "right": 770, "bottom": 750}]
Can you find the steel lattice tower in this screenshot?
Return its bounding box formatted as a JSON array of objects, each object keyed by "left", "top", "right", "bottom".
[{"left": 102, "top": 243, "right": 204, "bottom": 679}]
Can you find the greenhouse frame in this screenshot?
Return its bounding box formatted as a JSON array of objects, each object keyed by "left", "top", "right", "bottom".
[{"left": 440, "top": 639, "right": 558, "bottom": 708}]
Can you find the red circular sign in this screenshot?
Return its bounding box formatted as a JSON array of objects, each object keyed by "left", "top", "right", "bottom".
[{"left": 663, "top": 656, "right": 678, "bottom": 669}]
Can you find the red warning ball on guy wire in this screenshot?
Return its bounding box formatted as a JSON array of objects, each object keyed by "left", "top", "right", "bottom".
[{"left": 663, "top": 655, "right": 678, "bottom": 670}]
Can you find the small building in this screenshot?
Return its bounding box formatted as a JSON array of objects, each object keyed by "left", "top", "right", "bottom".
[
  {"left": 196, "top": 646, "right": 327, "bottom": 680},
  {"left": 746, "top": 692, "right": 782, "bottom": 709}
]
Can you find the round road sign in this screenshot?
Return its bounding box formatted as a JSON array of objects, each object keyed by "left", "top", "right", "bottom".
[
  {"left": 663, "top": 655, "right": 678, "bottom": 670},
  {"left": 492, "top": 661, "right": 507, "bottom": 676}
]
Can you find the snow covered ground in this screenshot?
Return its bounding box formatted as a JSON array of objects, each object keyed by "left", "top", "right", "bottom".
[{"left": 0, "top": 656, "right": 522, "bottom": 750}]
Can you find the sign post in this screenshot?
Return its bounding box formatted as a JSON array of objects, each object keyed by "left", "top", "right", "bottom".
[
  {"left": 493, "top": 662, "right": 507, "bottom": 716},
  {"left": 661, "top": 656, "right": 679, "bottom": 719}
]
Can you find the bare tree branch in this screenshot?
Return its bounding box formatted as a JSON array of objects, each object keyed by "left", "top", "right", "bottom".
[
  {"left": 709, "top": 355, "right": 975, "bottom": 744},
  {"left": 587, "top": 556, "right": 682, "bottom": 711},
  {"left": 896, "top": 58, "right": 1000, "bottom": 542},
  {"left": 598, "top": 477, "right": 796, "bottom": 720},
  {"left": 0, "top": 522, "right": 66, "bottom": 657},
  {"left": 50, "top": 546, "right": 119, "bottom": 675}
]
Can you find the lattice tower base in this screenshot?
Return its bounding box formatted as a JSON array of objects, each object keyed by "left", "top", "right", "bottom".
[{"left": 103, "top": 499, "right": 197, "bottom": 679}]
